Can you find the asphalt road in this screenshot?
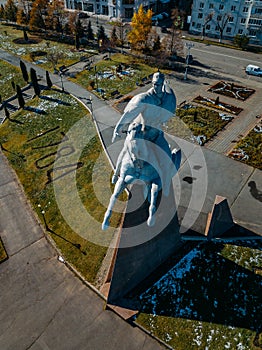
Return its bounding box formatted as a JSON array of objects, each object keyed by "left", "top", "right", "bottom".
[
  {"left": 189, "top": 41, "right": 262, "bottom": 80},
  {"left": 80, "top": 16, "right": 262, "bottom": 81}
]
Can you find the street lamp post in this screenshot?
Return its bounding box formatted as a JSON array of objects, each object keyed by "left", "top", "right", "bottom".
[
  {"left": 86, "top": 95, "right": 93, "bottom": 118},
  {"left": 59, "top": 72, "right": 64, "bottom": 92},
  {"left": 184, "top": 42, "right": 194, "bottom": 80},
  {"left": 119, "top": 18, "right": 124, "bottom": 54},
  {"left": 94, "top": 66, "right": 98, "bottom": 91}
]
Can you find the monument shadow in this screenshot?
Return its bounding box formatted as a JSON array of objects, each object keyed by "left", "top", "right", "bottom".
[{"left": 138, "top": 240, "right": 262, "bottom": 333}]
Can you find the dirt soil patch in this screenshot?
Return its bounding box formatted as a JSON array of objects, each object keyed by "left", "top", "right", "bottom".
[{"left": 193, "top": 95, "right": 243, "bottom": 115}]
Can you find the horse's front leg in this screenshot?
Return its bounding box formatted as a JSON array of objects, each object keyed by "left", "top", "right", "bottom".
[
  {"left": 102, "top": 178, "right": 126, "bottom": 231},
  {"left": 147, "top": 183, "right": 159, "bottom": 227}
]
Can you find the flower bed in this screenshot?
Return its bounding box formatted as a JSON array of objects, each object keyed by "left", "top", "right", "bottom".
[
  {"left": 228, "top": 125, "right": 262, "bottom": 170},
  {"left": 208, "top": 81, "right": 255, "bottom": 100},
  {"left": 193, "top": 95, "right": 243, "bottom": 115}
]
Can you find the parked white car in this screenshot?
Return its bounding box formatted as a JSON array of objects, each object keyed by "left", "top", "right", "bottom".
[{"left": 245, "top": 64, "right": 262, "bottom": 76}]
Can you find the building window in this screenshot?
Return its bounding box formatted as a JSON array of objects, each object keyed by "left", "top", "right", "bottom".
[
  {"left": 198, "top": 13, "right": 203, "bottom": 18},
  {"left": 83, "top": 3, "right": 94, "bottom": 11},
  {"left": 249, "top": 29, "right": 257, "bottom": 36},
  {"left": 228, "top": 16, "right": 234, "bottom": 22},
  {"left": 209, "top": 3, "right": 214, "bottom": 9},
  {"left": 243, "top": 7, "right": 249, "bottom": 12},
  {"left": 199, "top": 2, "right": 204, "bottom": 8},
  {"left": 238, "top": 29, "right": 243, "bottom": 34},
  {"left": 231, "top": 5, "right": 236, "bottom": 11},
  {"left": 102, "top": 5, "right": 108, "bottom": 15},
  {"left": 192, "top": 21, "right": 195, "bottom": 27},
  {"left": 206, "top": 24, "right": 210, "bottom": 30},
  {"left": 226, "top": 27, "right": 232, "bottom": 33},
  {"left": 240, "top": 18, "right": 246, "bottom": 23},
  {"left": 255, "top": 8, "right": 262, "bottom": 14},
  {"left": 124, "top": 8, "right": 133, "bottom": 18},
  {"left": 217, "top": 15, "right": 222, "bottom": 21},
  {"left": 219, "top": 4, "right": 224, "bottom": 10},
  {"left": 196, "top": 23, "right": 201, "bottom": 29},
  {"left": 215, "top": 25, "right": 219, "bottom": 31},
  {"left": 249, "top": 19, "right": 262, "bottom": 25}
]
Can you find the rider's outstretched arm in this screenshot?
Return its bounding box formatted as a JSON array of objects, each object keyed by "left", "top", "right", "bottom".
[{"left": 112, "top": 102, "right": 144, "bottom": 142}]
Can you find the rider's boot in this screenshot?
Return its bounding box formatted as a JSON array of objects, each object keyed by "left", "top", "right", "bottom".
[{"left": 147, "top": 204, "right": 156, "bottom": 227}]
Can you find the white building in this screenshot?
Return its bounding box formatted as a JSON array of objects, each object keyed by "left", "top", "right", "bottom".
[
  {"left": 64, "top": 0, "right": 169, "bottom": 20},
  {"left": 189, "top": 0, "right": 262, "bottom": 45}
]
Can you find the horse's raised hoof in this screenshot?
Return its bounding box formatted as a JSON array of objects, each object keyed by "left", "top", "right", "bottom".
[
  {"left": 102, "top": 215, "right": 110, "bottom": 231},
  {"left": 102, "top": 220, "right": 109, "bottom": 230},
  {"left": 147, "top": 215, "right": 156, "bottom": 227}
]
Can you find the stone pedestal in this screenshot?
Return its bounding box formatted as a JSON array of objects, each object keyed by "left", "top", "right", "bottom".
[
  {"left": 205, "top": 195, "right": 234, "bottom": 240},
  {"left": 104, "top": 184, "right": 182, "bottom": 315}
]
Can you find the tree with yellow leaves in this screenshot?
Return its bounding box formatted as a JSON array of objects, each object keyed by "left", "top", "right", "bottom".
[
  {"left": 128, "top": 5, "right": 152, "bottom": 52},
  {"left": 29, "top": 0, "right": 48, "bottom": 30},
  {"left": 16, "top": 8, "right": 28, "bottom": 25},
  {"left": 46, "top": 0, "right": 66, "bottom": 33}
]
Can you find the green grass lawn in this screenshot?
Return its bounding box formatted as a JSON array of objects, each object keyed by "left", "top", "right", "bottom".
[
  {"left": 137, "top": 241, "right": 262, "bottom": 350},
  {"left": 167, "top": 106, "right": 230, "bottom": 144},
  {"left": 0, "top": 60, "right": 26, "bottom": 100},
  {"left": 0, "top": 23, "right": 95, "bottom": 72},
  {"left": 69, "top": 53, "right": 160, "bottom": 97},
  {"left": 0, "top": 88, "right": 123, "bottom": 282}
]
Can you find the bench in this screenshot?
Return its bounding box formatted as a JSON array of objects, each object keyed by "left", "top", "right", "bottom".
[
  {"left": 111, "top": 90, "right": 121, "bottom": 98},
  {"left": 59, "top": 65, "right": 68, "bottom": 73},
  {"left": 80, "top": 55, "right": 90, "bottom": 62},
  {"left": 141, "top": 76, "right": 150, "bottom": 84}
]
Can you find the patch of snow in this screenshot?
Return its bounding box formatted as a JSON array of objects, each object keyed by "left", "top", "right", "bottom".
[
  {"left": 165, "top": 333, "right": 172, "bottom": 342},
  {"left": 237, "top": 307, "right": 247, "bottom": 316}
]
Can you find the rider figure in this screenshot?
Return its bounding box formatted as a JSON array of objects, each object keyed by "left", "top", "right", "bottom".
[{"left": 112, "top": 71, "right": 177, "bottom": 196}]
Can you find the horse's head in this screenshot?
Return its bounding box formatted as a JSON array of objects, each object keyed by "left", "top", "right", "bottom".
[{"left": 126, "top": 122, "right": 148, "bottom": 163}]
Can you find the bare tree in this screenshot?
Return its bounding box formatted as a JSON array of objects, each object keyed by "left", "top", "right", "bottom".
[
  {"left": 170, "top": 8, "right": 185, "bottom": 56},
  {"left": 17, "top": 0, "right": 30, "bottom": 23},
  {"left": 216, "top": 13, "right": 231, "bottom": 43},
  {"left": 202, "top": 12, "right": 214, "bottom": 40},
  {"left": 110, "top": 26, "right": 118, "bottom": 47},
  {"left": 147, "top": 28, "right": 161, "bottom": 53}
]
